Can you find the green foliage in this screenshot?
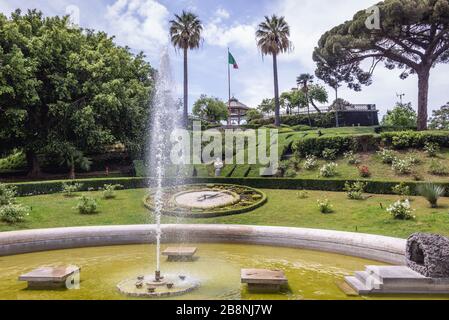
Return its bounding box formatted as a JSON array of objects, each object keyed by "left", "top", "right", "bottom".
[
  {"left": 297, "top": 190, "right": 309, "bottom": 199},
  {"left": 429, "top": 103, "right": 449, "bottom": 130},
  {"left": 424, "top": 142, "right": 440, "bottom": 157},
  {"left": 102, "top": 184, "right": 123, "bottom": 199},
  {"left": 303, "top": 155, "right": 318, "bottom": 170},
  {"left": 0, "top": 203, "right": 29, "bottom": 223},
  {"left": 76, "top": 196, "right": 98, "bottom": 214},
  {"left": 344, "top": 181, "right": 367, "bottom": 200},
  {"left": 428, "top": 160, "right": 449, "bottom": 176},
  {"left": 377, "top": 149, "right": 396, "bottom": 164},
  {"left": 246, "top": 109, "right": 263, "bottom": 123},
  {"left": 0, "top": 10, "right": 154, "bottom": 175},
  {"left": 0, "top": 183, "right": 17, "bottom": 205},
  {"left": 62, "top": 183, "right": 83, "bottom": 197},
  {"left": 0, "top": 150, "right": 26, "bottom": 171},
  {"left": 192, "top": 95, "right": 228, "bottom": 123},
  {"left": 250, "top": 112, "right": 335, "bottom": 128},
  {"left": 344, "top": 151, "right": 360, "bottom": 165},
  {"left": 322, "top": 148, "right": 337, "bottom": 160},
  {"left": 319, "top": 162, "right": 338, "bottom": 177},
  {"left": 382, "top": 103, "right": 417, "bottom": 127},
  {"left": 417, "top": 183, "right": 446, "bottom": 208},
  {"left": 381, "top": 131, "right": 449, "bottom": 150},
  {"left": 317, "top": 199, "right": 333, "bottom": 214},
  {"left": 391, "top": 158, "right": 413, "bottom": 175},
  {"left": 291, "top": 125, "right": 314, "bottom": 131},
  {"left": 392, "top": 182, "right": 411, "bottom": 197},
  {"left": 358, "top": 165, "right": 371, "bottom": 178},
  {"left": 386, "top": 199, "right": 414, "bottom": 220}
]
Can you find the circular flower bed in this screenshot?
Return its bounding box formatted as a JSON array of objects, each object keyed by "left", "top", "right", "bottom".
[{"left": 144, "top": 184, "right": 267, "bottom": 218}]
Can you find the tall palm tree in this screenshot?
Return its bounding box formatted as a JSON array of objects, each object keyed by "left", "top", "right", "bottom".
[
  {"left": 256, "top": 15, "right": 292, "bottom": 127},
  {"left": 297, "top": 73, "right": 315, "bottom": 126},
  {"left": 169, "top": 11, "right": 203, "bottom": 127}
]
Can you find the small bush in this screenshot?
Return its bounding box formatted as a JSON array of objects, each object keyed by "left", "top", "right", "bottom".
[
  {"left": 292, "top": 125, "right": 314, "bottom": 131},
  {"left": 377, "top": 149, "right": 396, "bottom": 164},
  {"left": 392, "top": 182, "right": 411, "bottom": 198},
  {"left": 102, "top": 184, "right": 123, "bottom": 199},
  {"left": 386, "top": 199, "right": 415, "bottom": 220},
  {"left": 284, "top": 168, "right": 297, "bottom": 178},
  {"left": 406, "top": 154, "right": 421, "bottom": 165},
  {"left": 320, "top": 163, "right": 338, "bottom": 178},
  {"left": 428, "top": 160, "right": 449, "bottom": 176},
  {"left": 0, "top": 183, "right": 17, "bottom": 205},
  {"left": 344, "top": 151, "right": 360, "bottom": 165},
  {"left": 358, "top": 166, "right": 371, "bottom": 178},
  {"left": 76, "top": 196, "right": 98, "bottom": 214},
  {"left": 317, "top": 199, "right": 333, "bottom": 214},
  {"left": 417, "top": 183, "right": 446, "bottom": 208},
  {"left": 303, "top": 155, "right": 318, "bottom": 170},
  {"left": 322, "top": 148, "right": 338, "bottom": 160},
  {"left": 392, "top": 158, "right": 413, "bottom": 175},
  {"left": 62, "top": 183, "right": 83, "bottom": 197},
  {"left": 344, "top": 181, "right": 367, "bottom": 200},
  {"left": 0, "top": 203, "right": 29, "bottom": 223},
  {"left": 297, "top": 190, "right": 309, "bottom": 199},
  {"left": 424, "top": 142, "right": 440, "bottom": 157}
]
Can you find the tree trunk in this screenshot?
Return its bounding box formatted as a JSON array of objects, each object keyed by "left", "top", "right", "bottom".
[
  {"left": 272, "top": 54, "right": 281, "bottom": 127},
  {"left": 310, "top": 100, "right": 321, "bottom": 113},
  {"left": 417, "top": 69, "right": 430, "bottom": 131},
  {"left": 334, "top": 88, "right": 338, "bottom": 101},
  {"left": 69, "top": 164, "right": 76, "bottom": 180},
  {"left": 26, "top": 151, "right": 41, "bottom": 178},
  {"left": 183, "top": 47, "right": 189, "bottom": 128}
]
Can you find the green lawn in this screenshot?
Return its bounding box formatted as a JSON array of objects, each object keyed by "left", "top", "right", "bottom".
[{"left": 3, "top": 188, "right": 449, "bottom": 238}]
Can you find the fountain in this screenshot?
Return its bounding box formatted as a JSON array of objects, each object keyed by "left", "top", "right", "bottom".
[{"left": 117, "top": 49, "right": 199, "bottom": 298}]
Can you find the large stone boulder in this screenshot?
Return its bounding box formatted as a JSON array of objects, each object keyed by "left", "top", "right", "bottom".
[{"left": 406, "top": 233, "right": 449, "bottom": 278}]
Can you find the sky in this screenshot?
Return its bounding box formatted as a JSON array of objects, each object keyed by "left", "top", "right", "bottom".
[{"left": 1, "top": 0, "right": 449, "bottom": 119}]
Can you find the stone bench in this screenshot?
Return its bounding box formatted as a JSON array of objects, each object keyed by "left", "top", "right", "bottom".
[
  {"left": 162, "top": 247, "right": 197, "bottom": 261},
  {"left": 19, "top": 266, "right": 80, "bottom": 290},
  {"left": 241, "top": 269, "right": 288, "bottom": 293}
]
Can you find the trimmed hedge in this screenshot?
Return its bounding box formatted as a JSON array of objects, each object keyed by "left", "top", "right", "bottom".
[
  {"left": 7, "top": 176, "right": 449, "bottom": 197},
  {"left": 380, "top": 131, "right": 449, "bottom": 149},
  {"left": 249, "top": 113, "right": 335, "bottom": 128},
  {"left": 292, "top": 134, "right": 380, "bottom": 157}
]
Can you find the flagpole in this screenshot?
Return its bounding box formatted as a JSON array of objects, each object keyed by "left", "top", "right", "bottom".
[{"left": 227, "top": 47, "right": 231, "bottom": 126}]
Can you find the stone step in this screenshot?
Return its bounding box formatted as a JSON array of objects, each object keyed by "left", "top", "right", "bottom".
[
  {"left": 344, "top": 276, "right": 372, "bottom": 295},
  {"left": 355, "top": 271, "right": 383, "bottom": 290}
]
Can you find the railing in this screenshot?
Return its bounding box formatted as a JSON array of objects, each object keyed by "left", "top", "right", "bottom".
[{"left": 263, "top": 104, "right": 377, "bottom": 117}]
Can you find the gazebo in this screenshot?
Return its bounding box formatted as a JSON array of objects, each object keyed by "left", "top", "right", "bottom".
[{"left": 227, "top": 97, "right": 250, "bottom": 125}]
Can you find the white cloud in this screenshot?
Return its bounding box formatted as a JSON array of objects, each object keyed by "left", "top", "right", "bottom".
[
  {"left": 215, "top": 7, "right": 230, "bottom": 20},
  {"left": 105, "top": 0, "right": 169, "bottom": 56}
]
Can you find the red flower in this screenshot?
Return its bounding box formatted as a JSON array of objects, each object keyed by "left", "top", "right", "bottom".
[{"left": 358, "top": 166, "right": 371, "bottom": 178}]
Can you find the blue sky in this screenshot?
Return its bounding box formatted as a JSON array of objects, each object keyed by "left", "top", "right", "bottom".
[{"left": 2, "top": 0, "right": 449, "bottom": 118}]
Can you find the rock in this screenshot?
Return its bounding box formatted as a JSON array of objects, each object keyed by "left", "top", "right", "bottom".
[{"left": 406, "top": 233, "right": 449, "bottom": 278}]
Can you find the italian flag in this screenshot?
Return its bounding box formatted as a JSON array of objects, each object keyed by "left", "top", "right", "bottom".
[{"left": 228, "top": 52, "right": 239, "bottom": 69}]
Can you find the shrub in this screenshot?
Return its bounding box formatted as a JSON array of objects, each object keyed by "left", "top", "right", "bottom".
[
  {"left": 322, "top": 148, "right": 338, "bottom": 160},
  {"left": 0, "top": 150, "right": 26, "bottom": 170},
  {"left": 284, "top": 169, "right": 297, "bottom": 178},
  {"left": 62, "top": 182, "right": 83, "bottom": 197},
  {"left": 386, "top": 199, "right": 415, "bottom": 220},
  {"left": 320, "top": 163, "right": 338, "bottom": 178},
  {"left": 292, "top": 125, "right": 314, "bottom": 131},
  {"left": 406, "top": 154, "right": 421, "bottom": 165},
  {"left": 344, "top": 181, "right": 367, "bottom": 200},
  {"left": 381, "top": 131, "right": 449, "bottom": 149},
  {"left": 424, "top": 142, "right": 440, "bottom": 157},
  {"left": 76, "top": 196, "right": 98, "bottom": 214},
  {"left": 0, "top": 183, "right": 17, "bottom": 205},
  {"left": 392, "top": 182, "right": 411, "bottom": 198},
  {"left": 303, "top": 155, "right": 318, "bottom": 170},
  {"left": 0, "top": 203, "right": 29, "bottom": 223},
  {"left": 317, "top": 199, "right": 333, "bottom": 214},
  {"left": 344, "top": 151, "right": 360, "bottom": 165},
  {"left": 417, "top": 183, "right": 446, "bottom": 208},
  {"left": 377, "top": 149, "right": 396, "bottom": 164},
  {"left": 358, "top": 166, "right": 371, "bottom": 178},
  {"left": 428, "top": 160, "right": 449, "bottom": 176},
  {"left": 102, "top": 184, "right": 123, "bottom": 199},
  {"left": 297, "top": 190, "right": 309, "bottom": 199},
  {"left": 392, "top": 158, "right": 413, "bottom": 175}
]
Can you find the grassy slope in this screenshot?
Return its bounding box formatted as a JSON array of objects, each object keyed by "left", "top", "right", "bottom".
[{"left": 4, "top": 188, "right": 449, "bottom": 238}]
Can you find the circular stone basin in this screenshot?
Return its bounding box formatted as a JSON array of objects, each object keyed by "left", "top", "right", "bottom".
[
  {"left": 173, "top": 190, "right": 240, "bottom": 209},
  {"left": 117, "top": 274, "right": 199, "bottom": 298},
  {"left": 144, "top": 184, "right": 267, "bottom": 218}
]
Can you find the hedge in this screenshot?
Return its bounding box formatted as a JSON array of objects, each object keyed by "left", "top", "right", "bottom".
[
  {"left": 249, "top": 113, "right": 335, "bottom": 128},
  {"left": 380, "top": 131, "right": 449, "bottom": 149},
  {"left": 7, "top": 176, "right": 449, "bottom": 197}
]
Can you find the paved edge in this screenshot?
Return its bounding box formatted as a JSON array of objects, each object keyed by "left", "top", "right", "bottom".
[{"left": 0, "top": 225, "right": 406, "bottom": 264}]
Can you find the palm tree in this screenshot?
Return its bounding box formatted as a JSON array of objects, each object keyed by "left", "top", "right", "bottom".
[
  {"left": 297, "top": 73, "right": 314, "bottom": 126},
  {"left": 169, "top": 11, "right": 203, "bottom": 127},
  {"left": 256, "top": 15, "right": 292, "bottom": 127}
]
